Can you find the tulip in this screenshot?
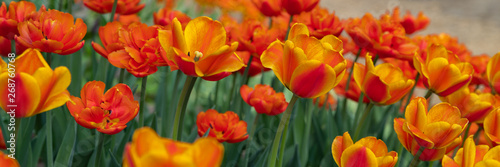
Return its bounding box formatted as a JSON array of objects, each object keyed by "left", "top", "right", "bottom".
[
  {"left": 66, "top": 81, "right": 139, "bottom": 135},
  {"left": 15, "top": 8, "right": 87, "bottom": 55},
  {"left": 261, "top": 23, "right": 347, "bottom": 98},
  {"left": 123, "top": 127, "right": 224, "bottom": 167},
  {"left": 414, "top": 44, "right": 474, "bottom": 97},
  {"left": 484, "top": 108, "right": 500, "bottom": 146},
  {"left": 231, "top": 19, "right": 284, "bottom": 57},
  {"left": 386, "top": 7, "right": 429, "bottom": 34},
  {"left": 282, "top": 0, "right": 319, "bottom": 15},
  {"left": 0, "top": 48, "right": 71, "bottom": 118},
  {"left": 413, "top": 33, "right": 471, "bottom": 61},
  {"left": 353, "top": 55, "right": 414, "bottom": 105},
  {"left": 441, "top": 88, "right": 495, "bottom": 123},
  {"left": 115, "top": 14, "right": 140, "bottom": 25},
  {"left": 158, "top": 16, "right": 245, "bottom": 81},
  {"left": 153, "top": 8, "right": 191, "bottom": 28},
  {"left": 196, "top": 109, "right": 248, "bottom": 143},
  {"left": 91, "top": 21, "right": 126, "bottom": 59},
  {"left": 0, "top": 151, "right": 19, "bottom": 167},
  {"left": 293, "top": 6, "right": 344, "bottom": 38},
  {"left": 331, "top": 132, "right": 398, "bottom": 167},
  {"left": 83, "top": 0, "right": 144, "bottom": 15},
  {"left": 240, "top": 84, "right": 288, "bottom": 115},
  {"left": 236, "top": 51, "right": 270, "bottom": 76},
  {"left": 313, "top": 92, "right": 336, "bottom": 110},
  {"left": 486, "top": 52, "right": 500, "bottom": 94},
  {"left": 251, "top": 0, "right": 281, "bottom": 17},
  {"left": 0, "top": 1, "right": 38, "bottom": 39},
  {"left": 333, "top": 60, "right": 371, "bottom": 103},
  {"left": 442, "top": 136, "right": 500, "bottom": 167},
  {"left": 0, "top": 36, "right": 11, "bottom": 56}
]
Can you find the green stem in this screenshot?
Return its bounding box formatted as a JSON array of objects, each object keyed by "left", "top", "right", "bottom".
[
  {"left": 410, "top": 146, "right": 425, "bottom": 167},
  {"left": 342, "top": 48, "right": 361, "bottom": 121},
  {"left": 404, "top": 73, "right": 420, "bottom": 109},
  {"left": 10, "top": 40, "right": 15, "bottom": 55},
  {"left": 424, "top": 90, "right": 433, "bottom": 99},
  {"left": 109, "top": 0, "right": 119, "bottom": 22},
  {"left": 95, "top": 132, "right": 105, "bottom": 167},
  {"left": 214, "top": 80, "right": 219, "bottom": 107},
  {"left": 353, "top": 102, "right": 374, "bottom": 140},
  {"left": 46, "top": 112, "right": 53, "bottom": 167},
  {"left": 243, "top": 114, "right": 260, "bottom": 167},
  {"left": 268, "top": 94, "right": 299, "bottom": 167},
  {"left": 172, "top": 76, "right": 198, "bottom": 141},
  {"left": 47, "top": 52, "right": 52, "bottom": 66},
  {"left": 241, "top": 55, "right": 254, "bottom": 86},
  {"left": 118, "top": 68, "right": 125, "bottom": 83},
  {"left": 461, "top": 123, "right": 472, "bottom": 147},
  {"left": 138, "top": 76, "right": 148, "bottom": 127},
  {"left": 226, "top": 74, "right": 237, "bottom": 111},
  {"left": 372, "top": 54, "right": 379, "bottom": 64},
  {"left": 284, "top": 15, "right": 294, "bottom": 41}
]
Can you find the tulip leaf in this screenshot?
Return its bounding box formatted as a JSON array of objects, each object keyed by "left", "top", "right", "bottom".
[
  {"left": 16, "top": 116, "right": 36, "bottom": 167},
  {"left": 108, "top": 149, "right": 120, "bottom": 167},
  {"left": 32, "top": 124, "right": 47, "bottom": 167},
  {"left": 54, "top": 121, "right": 77, "bottom": 167},
  {"left": 0, "top": 112, "right": 10, "bottom": 149}
]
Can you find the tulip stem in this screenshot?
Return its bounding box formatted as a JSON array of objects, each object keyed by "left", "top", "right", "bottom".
[
  {"left": 410, "top": 146, "right": 425, "bottom": 167},
  {"left": 284, "top": 15, "right": 294, "bottom": 41},
  {"left": 118, "top": 69, "right": 125, "bottom": 83},
  {"left": 424, "top": 90, "right": 433, "bottom": 99},
  {"left": 172, "top": 76, "right": 197, "bottom": 141},
  {"left": 109, "top": 0, "right": 118, "bottom": 22},
  {"left": 353, "top": 102, "right": 374, "bottom": 140},
  {"left": 95, "top": 132, "right": 105, "bottom": 167},
  {"left": 138, "top": 76, "right": 148, "bottom": 127},
  {"left": 404, "top": 73, "right": 420, "bottom": 109},
  {"left": 244, "top": 114, "right": 260, "bottom": 167},
  {"left": 10, "top": 40, "right": 15, "bottom": 54},
  {"left": 46, "top": 112, "right": 53, "bottom": 167},
  {"left": 268, "top": 94, "right": 299, "bottom": 167},
  {"left": 342, "top": 48, "right": 362, "bottom": 121},
  {"left": 238, "top": 55, "right": 254, "bottom": 117},
  {"left": 461, "top": 123, "right": 472, "bottom": 147}
]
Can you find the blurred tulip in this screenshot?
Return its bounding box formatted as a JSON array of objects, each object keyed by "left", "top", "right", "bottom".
[
  {"left": 236, "top": 51, "right": 270, "bottom": 76},
  {"left": 0, "top": 129, "right": 5, "bottom": 149},
  {"left": 196, "top": 109, "right": 248, "bottom": 143},
  {"left": 294, "top": 6, "right": 344, "bottom": 38},
  {"left": 313, "top": 92, "right": 336, "bottom": 110},
  {"left": 414, "top": 44, "right": 474, "bottom": 96},
  {"left": 153, "top": 8, "right": 191, "bottom": 28},
  {"left": 261, "top": 23, "right": 346, "bottom": 98},
  {"left": 251, "top": 0, "right": 281, "bottom": 17},
  {"left": 123, "top": 127, "right": 224, "bottom": 167},
  {"left": 67, "top": 81, "right": 138, "bottom": 135},
  {"left": 334, "top": 63, "right": 371, "bottom": 104},
  {"left": 83, "top": 0, "right": 144, "bottom": 15},
  {"left": 240, "top": 84, "right": 288, "bottom": 115},
  {"left": 282, "top": 0, "right": 319, "bottom": 15},
  {"left": 353, "top": 55, "right": 414, "bottom": 105},
  {"left": 0, "top": 1, "right": 38, "bottom": 39},
  {"left": 115, "top": 14, "right": 140, "bottom": 25},
  {"left": 0, "top": 36, "right": 11, "bottom": 56},
  {"left": 442, "top": 136, "right": 500, "bottom": 167},
  {"left": 386, "top": 7, "right": 429, "bottom": 34},
  {"left": 484, "top": 108, "right": 500, "bottom": 146},
  {"left": 0, "top": 49, "right": 71, "bottom": 118},
  {"left": 0, "top": 151, "right": 19, "bottom": 167},
  {"left": 466, "top": 54, "right": 489, "bottom": 87},
  {"left": 231, "top": 19, "right": 283, "bottom": 57},
  {"left": 441, "top": 88, "right": 494, "bottom": 123},
  {"left": 486, "top": 52, "right": 500, "bottom": 94},
  {"left": 331, "top": 132, "right": 398, "bottom": 167},
  {"left": 15, "top": 9, "right": 87, "bottom": 55},
  {"left": 413, "top": 33, "right": 471, "bottom": 61},
  {"left": 158, "top": 16, "right": 245, "bottom": 81}
]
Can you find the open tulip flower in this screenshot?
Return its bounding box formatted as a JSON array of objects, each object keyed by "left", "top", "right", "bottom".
[
  {"left": 92, "top": 21, "right": 126, "bottom": 58},
  {"left": 261, "top": 23, "right": 347, "bottom": 98},
  {"left": 294, "top": 6, "right": 344, "bottom": 39},
  {"left": 331, "top": 132, "right": 398, "bottom": 167},
  {"left": 123, "top": 127, "right": 224, "bottom": 167},
  {"left": 442, "top": 136, "right": 500, "bottom": 167},
  {"left": 414, "top": 44, "right": 474, "bottom": 97},
  {"left": 15, "top": 8, "right": 87, "bottom": 55},
  {"left": 240, "top": 84, "right": 288, "bottom": 115},
  {"left": 83, "top": 0, "right": 145, "bottom": 15},
  {"left": 0, "top": 48, "right": 71, "bottom": 118},
  {"left": 441, "top": 88, "right": 495, "bottom": 123},
  {"left": 196, "top": 109, "right": 248, "bottom": 143},
  {"left": 353, "top": 55, "right": 414, "bottom": 105},
  {"left": 158, "top": 16, "right": 246, "bottom": 81},
  {"left": 486, "top": 52, "right": 500, "bottom": 94},
  {"left": 66, "top": 81, "right": 139, "bottom": 135},
  {"left": 0, "top": 1, "right": 38, "bottom": 40},
  {"left": 484, "top": 108, "right": 500, "bottom": 146}
]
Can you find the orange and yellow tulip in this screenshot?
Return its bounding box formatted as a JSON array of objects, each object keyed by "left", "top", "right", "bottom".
[
  {"left": 413, "top": 33, "right": 471, "bottom": 61},
  {"left": 230, "top": 19, "right": 284, "bottom": 57},
  {"left": 331, "top": 132, "right": 398, "bottom": 167},
  {"left": 153, "top": 8, "right": 191, "bottom": 28},
  {"left": 486, "top": 52, "right": 500, "bottom": 94},
  {"left": 386, "top": 7, "right": 429, "bottom": 34},
  {"left": 0, "top": 48, "right": 71, "bottom": 118},
  {"left": 312, "top": 92, "right": 336, "bottom": 110},
  {"left": 66, "top": 81, "right": 139, "bottom": 135},
  {"left": 282, "top": 0, "right": 319, "bottom": 15},
  {"left": 353, "top": 55, "right": 414, "bottom": 105},
  {"left": 0, "top": 151, "right": 19, "bottom": 167},
  {"left": 15, "top": 8, "right": 87, "bottom": 55},
  {"left": 441, "top": 89, "right": 495, "bottom": 123},
  {"left": 294, "top": 6, "right": 344, "bottom": 38},
  {"left": 442, "top": 136, "right": 500, "bottom": 167},
  {"left": 240, "top": 84, "right": 288, "bottom": 115},
  {"left": 261, "top": 23, "right": 346, "bottom": 98},
  {"left": 158, "top": 16, "right": 245, "bottom": 81},
  {"left": 413, "top": 44, "right": 474, "bottom": 96},
  {"left": 196, "top": 109, "right": 248, "bottom": 143},
  {"left": 484, "top": 108, "right": 500, "bottom": 146},
  {"left": 83, "top": 0, "right": 144, "bottom": 15},
  {"left": 0, "top": 1, "right": 38, "bottom": 40},
  {"left": 123, "top": 127, "right": 224, "bottom": 167},
  {"left": 251, "top": 0, "right": 282, "bottom": 17}
]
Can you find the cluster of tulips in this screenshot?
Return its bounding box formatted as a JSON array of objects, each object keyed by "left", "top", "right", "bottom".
[{"left": 1, "top": 0, "right": 500, "bottom": 166}]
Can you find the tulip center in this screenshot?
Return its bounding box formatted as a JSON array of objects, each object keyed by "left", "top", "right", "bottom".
[{"left": 192, "top": 51, "right": 203, "bottom": 62}]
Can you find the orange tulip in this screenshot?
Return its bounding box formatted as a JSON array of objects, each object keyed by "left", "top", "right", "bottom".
[
  {"left": 261, "top": 23, "right": 346, "bottom": 98},
  {"left": 386, "top": 7, "right": 429, "bottom": 34},
  {"left": 230, "top": 19, "right": 284, "bottom": 57},
  {"left": 293, "top": 6, "right": 344, "bottom": 38},
  {"left": 484, "top": 108, "right": 500, "bottom": 146},
  {"left": 83, "top": 0, "right": 144, "bottom": 15},
  {"left": 413, "top": 33, "right": 471, "bottom": 61},
  {"left": 66, "top": 81, "right": 139, "bottom": 135},
  {"left": 123, "top": 127, "right": 224, "bottom": 167},
  {"left": 0, "top": 1, "right": 38, "bottom": 40},
  {"left": 0, "top": 48, "right": 71, "bottom": 118},
  {"left": 251, "top": 0, "right": 282, "bottom": 17},
  {"left": 486, "top": 52, "right": 500, "bottom": 94},
  {"left": 282, "top": 0, "right": 319, "bottom": 15},
  {"left": 158, "top": 16, "right": 245, "bottom": 81},
  {"left": 313, "top": 92, "right": 336, "bottom": 110},
  {"left": 441, "top": 88, "right": 495, "bottom": 123},
  {"left": 442, "top": 136, "right": 500, "bottom": 167},
  {"left": 15, "top": 8, "right": 87, "bottom": 55},
  {"left": 92, "top": 21, "right": 126, "bottom": 59},
  {"left": 466, "top": 54, "right": 490, "bottom": 87},
  {"left": 353, "top": 55, "right": 414, "bottom": 105},
  {"left": 0, "top": 151, "right": 19, "bottom": 167},
  {"left": 414, "top": 44, "right": 474, "bottom": 96},
  {"left": 153, "top": 8, "right": 191, "bottom": 28},
  {"left": 115, "top": 14, "right": 140, "bottom": 25},
  {"left": 331, "top": 132, "right": 398, "bottom": 167},
  {"left": 240, "top": 84, "right": 288, "bottom": 115},
  {"left": 196, "top": 109, "right": 248, "bottom": 143}
]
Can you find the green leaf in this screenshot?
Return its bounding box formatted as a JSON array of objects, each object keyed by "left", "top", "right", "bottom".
[
  {"left": 32, "top": 124, "right": 47, "bottom": 167},
  {"left": 16, "top": 117, "right": 36, "bottom": 167},
  {"left": 54, "top": 121, "right": 77, "bottom": 167}
]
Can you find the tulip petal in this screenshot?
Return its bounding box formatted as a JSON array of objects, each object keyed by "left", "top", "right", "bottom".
[
  {"left": 423, "top": 122, "right": 463, "bottom": 148},
  {"left": 332, "top": 132, "right": 354, "bottom": 166},
  {"left": 289, "top": 60, "right": 336, "bottom": 98},
  {"left": 0, "top": 72, "right": 41, "bottom": 118},
  {"left": 196, "top": 42, "right": 244, "bottom": 77},
  {"left": 341, "top": 144, "right": 378, "bottom": 167},
  {"left": 261, "top": 40, "right": 285, "bottom": 84},
  {"left": 15, "top": 48, "right": 50, "bottom": 75},
  {"left": 184, "top": 16, "right": 226, "bottom": 56},
  {"left": 288, "top": 23, "right": 309, "bottom": 40},
  {"left": 484, "top": 109, "right": 500, "bottom": 144}
]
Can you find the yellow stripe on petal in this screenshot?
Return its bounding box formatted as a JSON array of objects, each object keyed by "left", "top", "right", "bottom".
[
  {"left": 15, "top": 48, "right": 50, "bottom": 75},
  {"left": 289, "top": 60, "right": 336, "bottom": 98},
  {"left": 172, "top": 18, "right": 188, "bottom": 54},
  {"left": 261, "top": 40, "right": 285, "bottom": 85},
  {"left": 184, "top": 16, "right": 226, "bottom": 56}
]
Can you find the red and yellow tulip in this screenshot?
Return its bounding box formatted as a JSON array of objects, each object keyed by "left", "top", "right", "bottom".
[
  {"left": 240, "top": 84, "right": 288, "bottom": 115},
  {"left": 123, "top": 127, "right": 224, "bottom": 167},
  {"left": 83, "top": 0, "right": 144, "bottom": 15},
  {"left": 331, "top": 132, "right": 398, "bottom": 167},
  {"left": 441, "top": 89, "right": 495, "bottom": 123},
  {"left": 0, "top": 1, "right": 39, "bottom": 40},
  {"left": 442, "top": 136, "right": 500, "bottom": 167},
  {"left": 0, "top": 49, "right": 71, "bottom": 118},
  {"left": 486, "top": 52, "right": 500, "bottom": 94},
  {"left": 414, "top": 44, "right": 474, "bottom": 96},
  {"left": 153, "top": 8, "right": 191, "bottom": 28},
  {"left": 484, "top": 108, "right": 500, "bottom": 146},
  {"left": 158, "top": 16, "right": 246, "bottom": 81},
  {"left": 282, "top": 0, "right": 319, "bottom": 15},
  {"left": 251, "top": 0, "right": 282, "bottom": 17},
  {"left": 196, "top": 109, "right": 248, "bottom": 143},
  {"left": 261, "top": 23, "right": 346, "bottom": 98},
  {"left": 353, "top": 55, "right": 414, "bottom": 105},
  {"left": 385, "top": 7, "right": 430, "bottom": 34},
  {"left": 66, "top": 81, "right": 139, "bottom": 135}
]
